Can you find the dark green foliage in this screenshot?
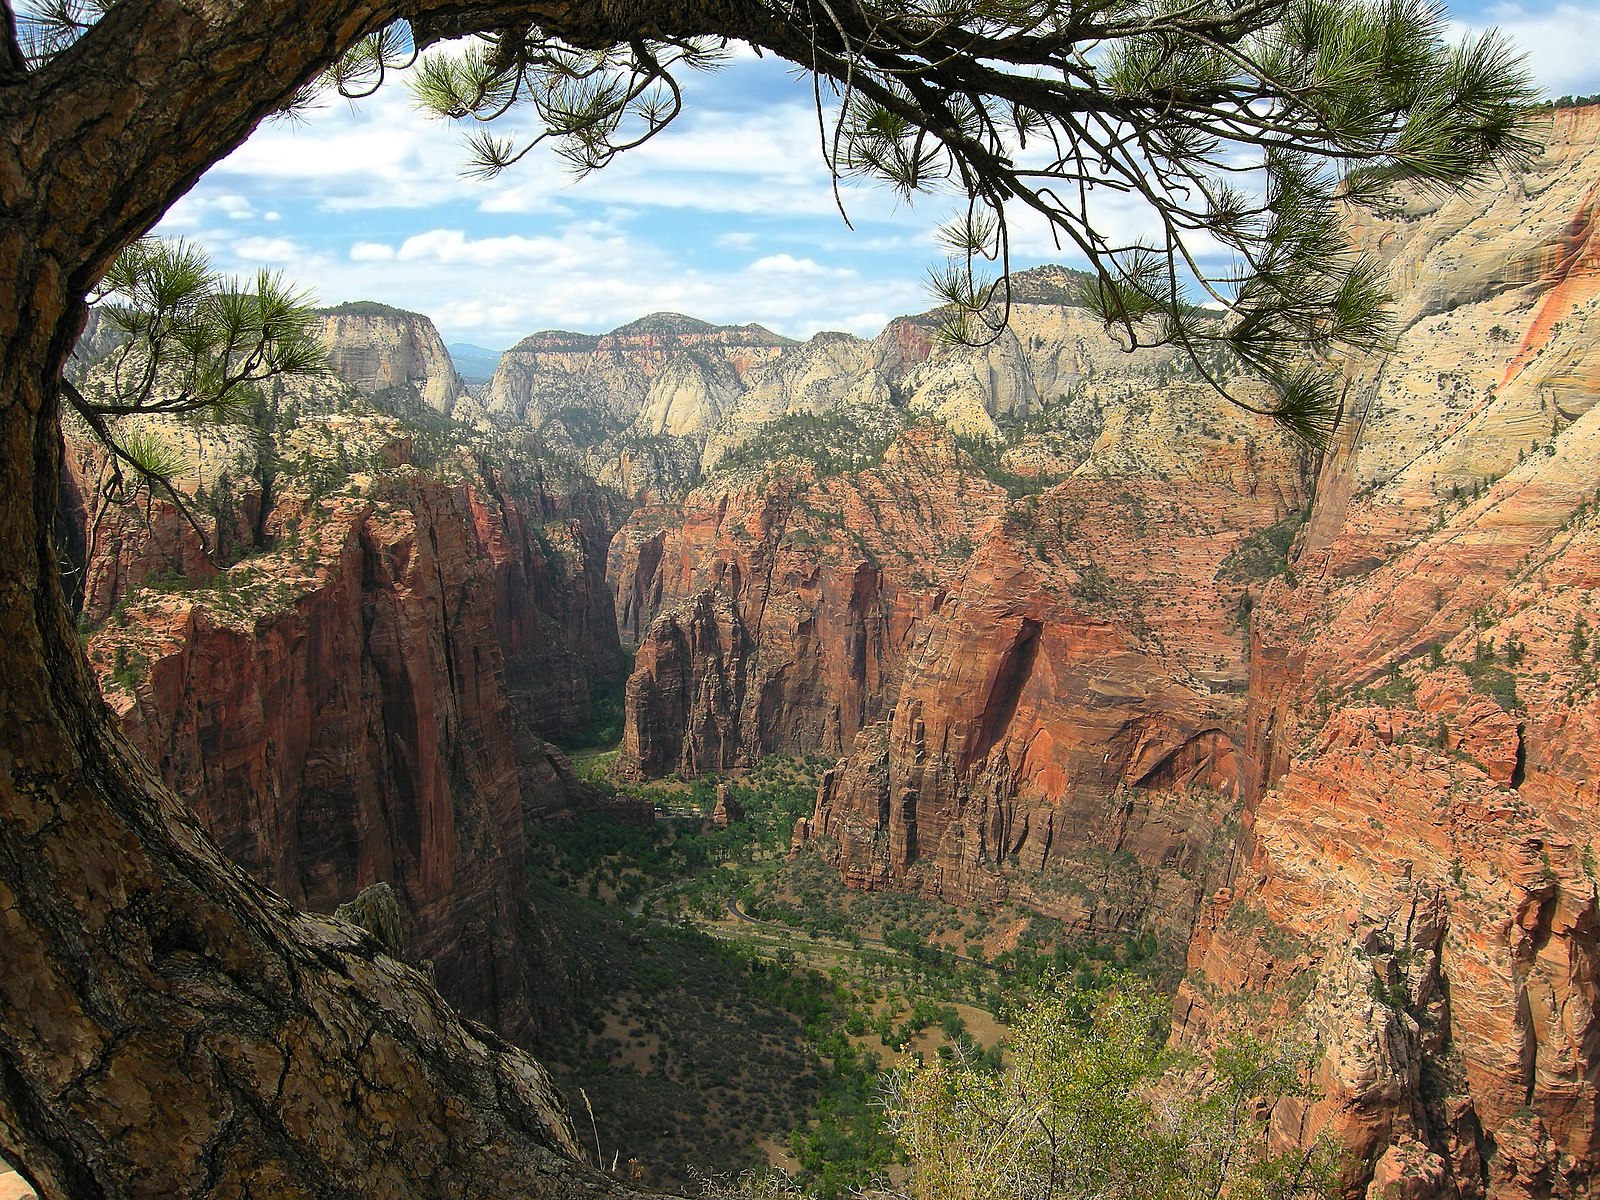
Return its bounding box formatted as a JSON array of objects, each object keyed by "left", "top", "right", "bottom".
[
  {"left": 1502, "top": 631, "right": 1527, "bottom": 667},
  {"left": 1068, "top": 560, "right": 1118, "bottom": 605},
  {"left": 318, "top": 299, "right": 412, "bottom": 318},
  {"left": 787, "top": 1033, "right": 897, "bottom": 1199},
  {"left": 525, "top": 885, "right": 823, "bottom": 1187},
  {"left": 551, "top": 667, "right": 630, "bottom": 752},
  {"left": 1357, "top": 660, "right": 1418, "bottom": 708},
  {"left": 1460, "top": 659, "right": 1520, "bottom": 713},
  {"left": 524, "top": 758, "right": 910, "bottom": 1195},
  {"left": 712, "top": 411, "right": 905, "bottom": 481},
  {"left": 529, "top": 759, "right": 825, "bottom": 910},
  {"left": 551, "top": 404, "right": 614, "bottom": 449},
  {"left": 1216, "top": 507, "right": 1310, "bottom": 584},
  {"left": 108, "top": 644, "right": 149, "bottom": 692},
  {"left": 953, "top": 433, "right": 1061, "bottom": 498}
]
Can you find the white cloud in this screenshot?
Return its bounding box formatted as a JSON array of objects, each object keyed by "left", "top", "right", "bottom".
[
  {"left": 151, "top": 56, "right": 1026, "bottom": 345},
  {"left": 207, "top": 86, "right": 504, "bottom": 212},
  {"left": 349, "top": 242, "right": 396, "bottom": 262},
  {"left": 231, "top": 236, "right": 308, "bottom": 262},
  {"left": 391, "top": 226, "right": 632, "bottom": 270},
  {"left": 1463, "top": 4, "right": 1600, "bottom": 96},
  {"left": 749, "top": 253, "right": 853, "bottom": 277},
  {"left": 160, "top": 192, "right": 259, "bottom": 231}
]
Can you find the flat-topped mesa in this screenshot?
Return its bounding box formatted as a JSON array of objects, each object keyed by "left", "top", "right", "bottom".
[
  {"left": 1177, "top": 103, "right": 1600, "bottom": 1200},
  {"left": 319, "top": 301, "right": 466, "bottom": 415}
]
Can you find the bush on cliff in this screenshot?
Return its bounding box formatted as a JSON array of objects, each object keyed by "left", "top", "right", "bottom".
[{"left": 890, "top": 978, "right": 1336, "bottom": 1200}]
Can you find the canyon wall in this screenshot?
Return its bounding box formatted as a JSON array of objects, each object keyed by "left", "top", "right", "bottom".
[
  {"left": 1175, "top": 104, "right": 1600, "bottom": 1200},
  {"left": 603, "top": 102, "right": 1600, "bottom": 1200},
  {"left": 485, "top": 313, "right": 793, "bottom": 444},
  {"left": 797, "top": 425, "right": 1304, "bottom": 943},
  {"left": 66, "top": 380, "right": 626, "bottom": 1041},
  {"left": 317, "top": 302, "right": 466, "bottom": 414},
  {"left": 607, "top": 282, "right": 1309, "bottom": 943},
  {"left": 608, "top": 425, "right": 1009, "bottom": 777}
]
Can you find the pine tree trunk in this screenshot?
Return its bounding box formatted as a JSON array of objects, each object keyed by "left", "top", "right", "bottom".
[
  {"left": 0, "top": 2, "right": 697, "bottom": 1194},
  {"left": 0, "top": 161, "right": 670, "bottom": 1200}
]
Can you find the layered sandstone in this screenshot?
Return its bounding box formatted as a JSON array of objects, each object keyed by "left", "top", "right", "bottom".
[
  {"left": 319, "top": 302, "right": 466, "bottom": 414},
  {"left": 1177, "top": 104, "right": 1600, "bottom": 1200},
  {"left": 798, "top": 426, "right": 1304, "bottom": 941},
  {"left": 484, "top": 313, "right": 794, "bottom": 447},
  {"left": 610, "top": 424, "right": 1008, "bottom": 776},
  {"left": 603, "top": 262, "right": 1308, "bottom": 942},
  {"left": 70, "top": 402, "right": 626, "bottom": 1041},
  {"left": 478, "top": 268, "right": 1196, "bottom": 495}
]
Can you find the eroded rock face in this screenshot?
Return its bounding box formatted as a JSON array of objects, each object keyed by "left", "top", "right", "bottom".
[
  {"left": 1178, "top": 104, "right": 1600, "bottom": 1200},
  {"left": 799, "top": 442, "right": 1302, "bottom": 942},
  {"left": 609, "top": 425, "right": 1011, "bottom": 778},
  {"left": 484, "top": 314, "right": 794, "bottom": 448},
  {"left": 319, "top": 304, "right": 466, "bottom": 414},
  {"left": 602, "top": 265, "right": 1310, "bottom": 944},
  {"left": 73, "top": 423, "right": 624, "bottom": 1042}
]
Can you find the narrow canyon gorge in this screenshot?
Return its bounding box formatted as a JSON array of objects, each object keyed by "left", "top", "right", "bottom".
[{"left": 55, "top": 102, "right": 1600, "bottom": 1200}]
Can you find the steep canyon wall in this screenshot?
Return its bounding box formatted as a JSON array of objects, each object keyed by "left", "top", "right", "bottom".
[
  {"left": 66, "top": 313, "right": 626, "bottom": 1042},
  {"left": 1174, "top": 104, "right": 1600, "bottom": 1200}
]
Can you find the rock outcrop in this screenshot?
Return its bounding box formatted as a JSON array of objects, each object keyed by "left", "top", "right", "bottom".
[
  {"left": 796, "top": 429, "right": 1304, "bottom": 943},
  {"left": 476, "top": 268, "right": 1197, "bottom": 497},
  {"left": 484, "top": 314, "right": 793, "bottom": 449},
  {"left": 319, "top": 301, "right": 466, "bottom": 414},
  {"left": 68, "top": 402, "right": 626, "bottom": 1042},
  {"left": 609, "top": 424, "right": 1013, "bottom": 777},
  {"left": 599, "top": 100, "right": 1600, "bottom": 1200},
  {"left": 711, "top": 783, "right": 742, "bottom": 828}
]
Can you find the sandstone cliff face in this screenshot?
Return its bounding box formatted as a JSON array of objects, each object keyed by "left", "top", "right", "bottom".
[
  {"left": 319, "top": 303, "right": 466, "bottom": 414},
  {"left": 484, "top": 314, "right": 793, "bottom": 448},
  {"left": 613, "top": 328, "right": 1306, "bottom": 942},
  {"left": 797, "top": 428, "right": 1304, "bottom": 943},
  {"left": 477, "top": 268, "right": 1198, "bottom": 497},
  {"left": 70, "top": 403, "right": 626, "bottom": 1042},
  {"left": 596, "top": 103, "right": 1600, "bottom": 1200},
  {"left": 1177, "top": 104, "right": 1600, "bottom": 1200},
  {"left": 609, "top": 425, "right": 1006, "bottom": 777},
  {"left": 699, "top": 266, "right": 1188, "bottom": 470}
]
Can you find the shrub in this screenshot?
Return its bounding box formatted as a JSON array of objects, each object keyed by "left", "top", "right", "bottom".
[{"left": 889, "top": 977, "right": 1337, "bottom": 1200}]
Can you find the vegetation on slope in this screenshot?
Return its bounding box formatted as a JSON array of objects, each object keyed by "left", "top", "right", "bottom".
[{"left": 525, "top": 757, "right": 1192, "bottom": 1196}]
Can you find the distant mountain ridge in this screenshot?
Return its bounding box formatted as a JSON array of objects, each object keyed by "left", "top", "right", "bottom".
[{"left": 447, "top": 342, "right": 503, "bottom": 385}]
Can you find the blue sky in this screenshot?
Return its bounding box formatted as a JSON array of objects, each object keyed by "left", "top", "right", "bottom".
[{"left": 156, "top": 3, "right": 1600, "bottom": 350}]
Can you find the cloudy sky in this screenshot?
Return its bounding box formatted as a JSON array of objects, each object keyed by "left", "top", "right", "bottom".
[{"left": 156, "top": 2, "right": 1600, "bottom": 350}]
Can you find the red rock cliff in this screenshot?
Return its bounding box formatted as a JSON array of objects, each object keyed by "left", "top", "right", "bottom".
[
  {"left": 608, "top": 425, "right": 1010, "bottom": 778},
  {"left": 800, "top": 437, "right": 1304, "bottom": 942},
  {"left": 70, "top": 420, "right": 624, "bottom": 1042},
  {"left": 1179, "top": 103, "right": 1600, "bottom": 1200}
]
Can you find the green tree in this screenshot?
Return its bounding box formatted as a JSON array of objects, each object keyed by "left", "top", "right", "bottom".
[
  {"left": 67, "top": 236, "right": 325, "bottom": 548},
  {"left": 0, "top": 1, "right": 1532, "bottom": 1197},
  {"left": 889, "top": 979, "right": 1335, "bottom": 1200}
]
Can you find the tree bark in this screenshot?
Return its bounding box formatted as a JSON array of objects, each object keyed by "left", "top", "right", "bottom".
[{"left": 0, "top": 1, "right": 739, "bottom": 1195}]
